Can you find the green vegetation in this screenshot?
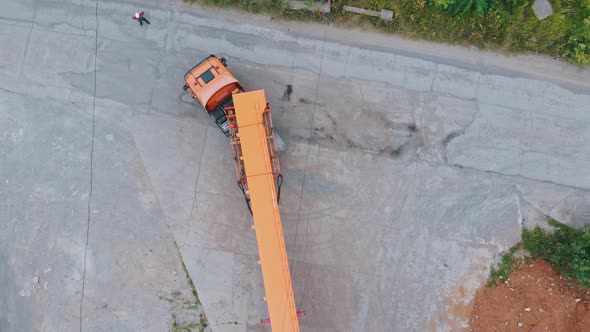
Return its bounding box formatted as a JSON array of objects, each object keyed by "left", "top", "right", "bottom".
[
  {"left": 487, "top": 217, "right": 590, "bottom": 289},
  {"left": 199, "top": 317, "right": 208, "bottom": 332},
  {"left": 176, "top": 242, "right": 201, "bottom": 307},
  {"left": 184, "top": 0, "right": 590, "bottom": 65},
  {"left": 186, "top": 0, "right": 286, "bottom": 15},
  {"left": 432, "top": 0, "right": 521, "bottom": 16},
  {"left": 347, "top": 0, "right": 590, "bottom": 65},
  {"left": 523, "top": 217, "right": 590, "bottom": 288},
  {"left": 172, "top": 315, "right": 202, "bottom": 332},
  {"left": 171, "top": 314, "right": 208, "bottom": 332},
  {"left": 487, "top": 245, "right": 524, "bottom": 286},
  {"left": 168, "top": 242, "right": 209, "bottom": 332}
]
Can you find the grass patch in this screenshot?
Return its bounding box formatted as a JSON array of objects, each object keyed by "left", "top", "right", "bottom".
[
  {"left": 172, "top": 315, "right": 206, "bottom": 332},
  {"left": 487, "top": 217, "right": 590, "bottom": 289},
  {"left": 185, "top": 0, "right": 294, "bottom": 17},
  {"left": 169, "top": 242, "right": 209, "bottom": 332},
  {"left": 487, "top": 245, "right": 524, "bottom": 286},
  {"left": 199, "top": 317, "right": 208, "bottom": 332},
  {"left": 159, "top": 295, "right": 175, "bottom": 303},
  {"left": 523, "top": 217, "right": 590, "bottom": 288},
  {"left": 175, "top": 241, "right": 201, "bottom": 308},
  {"left": 183, "top": 0, "right": 590, "bottom": 65}
]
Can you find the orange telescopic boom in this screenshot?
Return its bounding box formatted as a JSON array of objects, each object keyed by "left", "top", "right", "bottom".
[{"left": 225, "top": 90, "right": 300, "bottom": 332}]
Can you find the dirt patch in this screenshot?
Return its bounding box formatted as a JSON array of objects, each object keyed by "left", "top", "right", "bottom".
[{"left": 467, "top": 259, "right": 590, "bottom": 331}]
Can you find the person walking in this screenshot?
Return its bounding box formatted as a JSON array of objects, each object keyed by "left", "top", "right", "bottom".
[{"left": 132, "top": 11, "right": 150, "bottom": 26}]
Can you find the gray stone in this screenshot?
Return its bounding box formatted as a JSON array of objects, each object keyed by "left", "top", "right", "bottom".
[
  {"left": 533, "top": 0, "right": 554, "bottom": 20},
  {"left": 343, "top": 5, "right": 381, "bottom": 18},
  {"left": 341, "top": 6, "right": 393, "bottom": 22},
  {"left": 380, "top": 9, "right": 394, "bottom": 21}
]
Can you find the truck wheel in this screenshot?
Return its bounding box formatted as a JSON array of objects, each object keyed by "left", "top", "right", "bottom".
[
  {"left": 182, "top": 83, "right": 189, "bottom": 91},
  {"left": 221, "top": 58, "right": 227, "bottom": 67}
]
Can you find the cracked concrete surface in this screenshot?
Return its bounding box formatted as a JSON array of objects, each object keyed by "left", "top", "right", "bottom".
[{"left": 1, "top": 0, "right": 590, "bottom": 331}]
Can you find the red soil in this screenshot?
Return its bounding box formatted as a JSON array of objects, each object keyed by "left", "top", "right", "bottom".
[{"left": 467, "top": 259, "right": 590, "bottom": 331}]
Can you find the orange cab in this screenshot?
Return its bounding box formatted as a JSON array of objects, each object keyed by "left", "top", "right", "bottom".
[{"left": 183, "top": 54, "right": 244, "bottom": 136}]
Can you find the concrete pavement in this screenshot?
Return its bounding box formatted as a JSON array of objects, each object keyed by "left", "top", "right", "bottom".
[{"left": 1, "top": 0, "right": 590, "bottom": 331}]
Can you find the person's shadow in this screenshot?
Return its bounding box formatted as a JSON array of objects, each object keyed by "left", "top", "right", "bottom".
[{"left": 282, "top": 84, "right": 293, "bottom": 101}]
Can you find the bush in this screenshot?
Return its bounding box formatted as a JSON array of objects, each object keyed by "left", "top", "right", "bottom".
[
  {"left": 562, "top": 17, "right": 590, "bottom": 64},
  {"left": 522, "top": 218, "right": 590, "bottom": 289}
]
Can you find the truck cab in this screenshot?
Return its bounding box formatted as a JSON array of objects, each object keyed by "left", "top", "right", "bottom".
[{"left": 183, "top": 55, "right": 244, "bottom": 136}]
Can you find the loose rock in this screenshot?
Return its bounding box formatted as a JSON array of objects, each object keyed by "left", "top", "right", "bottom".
[{"left": 532, "top": 0, "right": 554, "bottom": 20}]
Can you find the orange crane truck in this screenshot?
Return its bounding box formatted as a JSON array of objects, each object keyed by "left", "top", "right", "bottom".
[
  {"left": 183, "top": 55, "right": 240, "bottom": 136},
  {"left": 183, "top": 54, "right": 286, "bottom": 150},
  {"left": 183, "top": 55, "right": 301, "bottom": 331}
]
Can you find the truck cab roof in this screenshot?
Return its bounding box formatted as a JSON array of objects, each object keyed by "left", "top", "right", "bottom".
[{"left": 184, "top": 55, "right": 242, "bottom": 111}]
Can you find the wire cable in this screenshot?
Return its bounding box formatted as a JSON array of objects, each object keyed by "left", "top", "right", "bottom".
[{"left": 237, "top": 181, "right": 253, "bottom": 215}]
